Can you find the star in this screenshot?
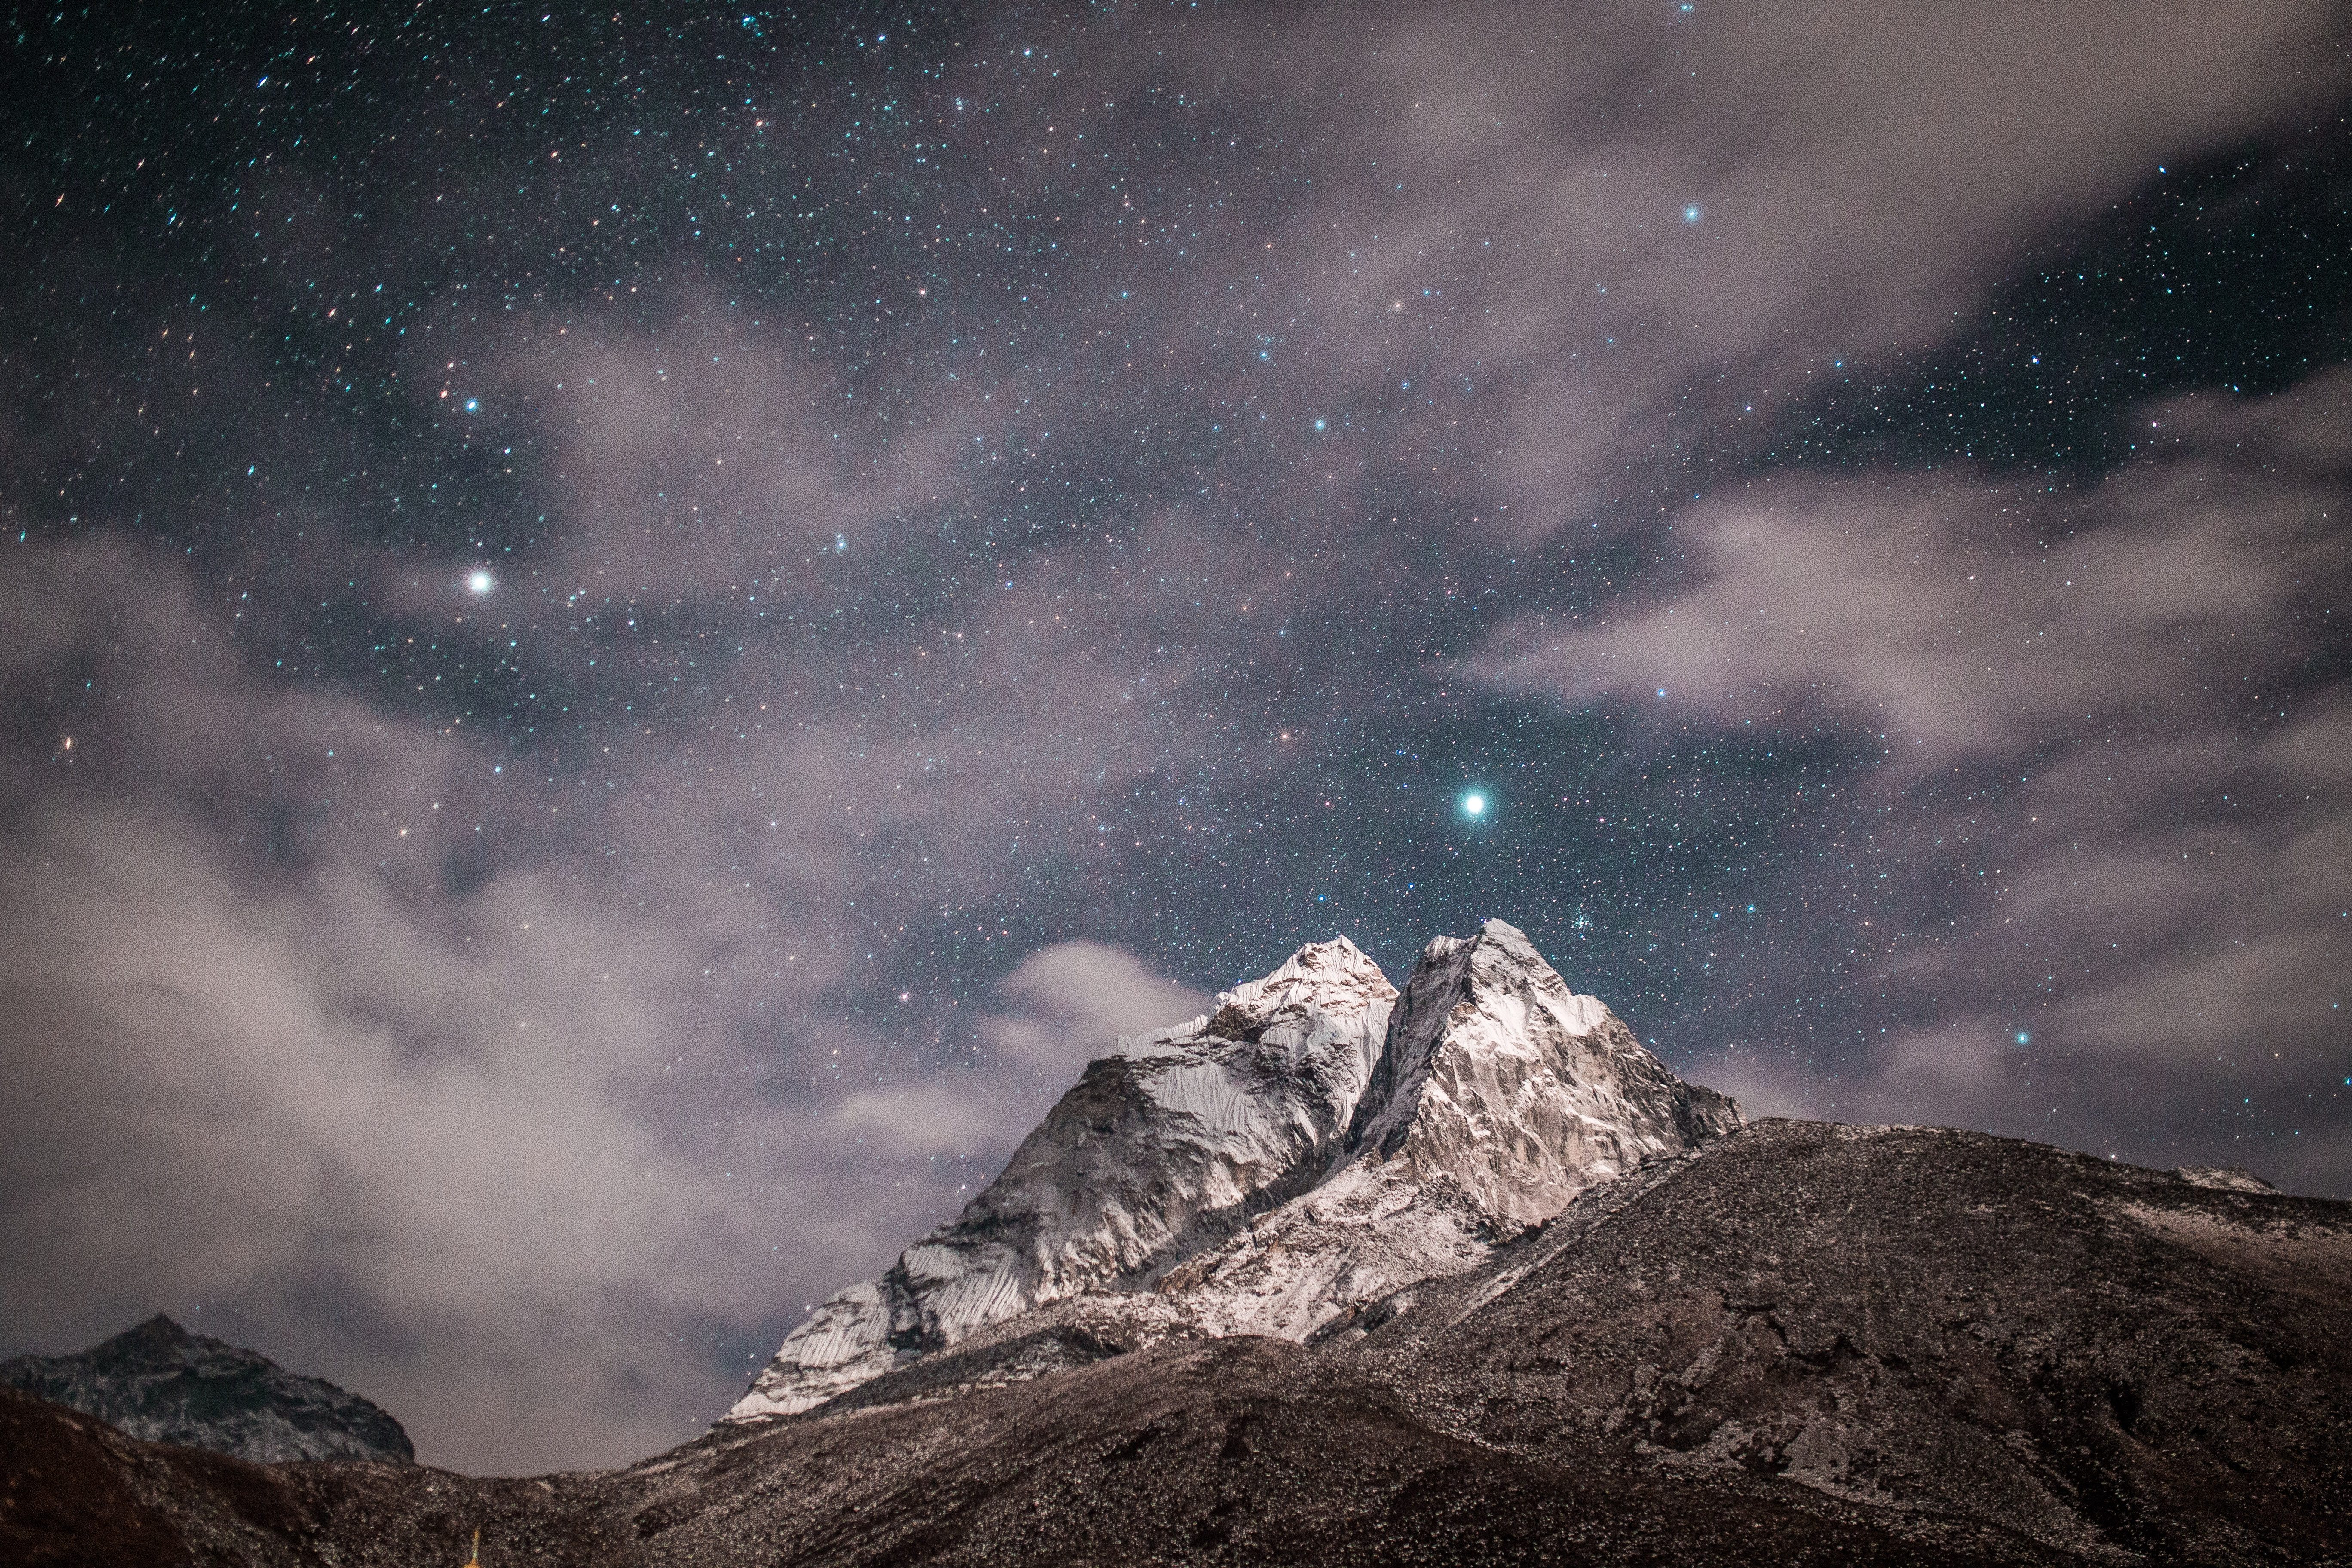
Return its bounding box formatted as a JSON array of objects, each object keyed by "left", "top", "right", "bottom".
[
  {"left": 1461, "top": 792, "right": 1487, "bottom": 818},
  {"left": 467, "top": 569, "right": 494, "bottom": 595}
]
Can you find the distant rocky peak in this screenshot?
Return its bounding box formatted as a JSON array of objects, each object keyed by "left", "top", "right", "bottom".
[
  {"left": 1345, "top": 919, "right": 1740, "bottom": 1227},
  {"left": 1, "top": 1315, "right": 413, "bottom": 1465},
  {"left": 84, "top": 1315, "right": 248, "bottom": 1379}
]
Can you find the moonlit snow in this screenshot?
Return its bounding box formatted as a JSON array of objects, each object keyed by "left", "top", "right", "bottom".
[{"left": 728, "top": 919, "right": 1740, "bottom": 1421}]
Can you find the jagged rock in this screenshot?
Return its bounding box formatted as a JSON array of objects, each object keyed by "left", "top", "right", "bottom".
[
  {"left": 1155, "top": 920, "right": 1741, "bottom": 1342},
  {"left": 0, "top": 1314, "right": 412, "bottom": 1465},
  {"left": 729, "top": 936, "right": 1398, "bottom": 1418},
  {"left": 1347, "top": 919, "right": 1742, "bottom": 1217}
]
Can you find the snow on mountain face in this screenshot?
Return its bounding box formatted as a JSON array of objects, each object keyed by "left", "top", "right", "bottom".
[
  {"left": 1149, "top": 919, "right": 1741, "bottom": 1341},
  {"left": 729, "top": 920, "right": 1741, "bottom": 1421},
  {"left": 1352, "top": 919, "right": 1742, "bottom": 1224},
  {"left": 0, "top": 1314, "right": 413, "bottom": 1464},
  {"left": 729, "top": 937, "right": 1397, "bottom": 1419}
]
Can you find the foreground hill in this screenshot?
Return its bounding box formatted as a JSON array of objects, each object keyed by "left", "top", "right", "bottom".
[{"left": 6, "top": 1121, "right": 2347, "bottom": 1566}]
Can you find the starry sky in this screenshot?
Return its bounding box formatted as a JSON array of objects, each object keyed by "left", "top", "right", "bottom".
[{"left": 3, "top": 1, "right": 2348, "bottom": 1474}]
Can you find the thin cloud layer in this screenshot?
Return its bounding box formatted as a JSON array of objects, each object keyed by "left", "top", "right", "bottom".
[
  {"left": 989, "top": 940, "right": 1213, "bottom": 1079},
  {"left": 1058, "top": 0, "right": 2351, "bottom": 540},
  {"left": 0, "top": 520, "right": 1239, "bottom": 1470}
]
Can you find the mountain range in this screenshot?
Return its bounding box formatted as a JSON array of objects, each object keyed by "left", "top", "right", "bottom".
[
  {"left": 4, "top": 920, "right": 2346, "bottom": 1566},
  {"left": 732, "top": 921, "right": 1737, "bottom": 1418}
]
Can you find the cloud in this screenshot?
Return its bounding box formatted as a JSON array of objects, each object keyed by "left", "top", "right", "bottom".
[
  {"left": 0, "top": 534, "right": 1196, "bottom": 1470},
  {"left": 1464, "top": 382, "right": 2346, "bottom": 765},
  {"left": 452, "top": 297, "right": 980, "bottom": 606},
  {"left": 1021, "top": 0, "right": 2351, "bottom": 542},
  {"left": 986, "top": 940, "right": 1210, "bottom": 1080},
  {"left": 0, "top": 798, "right": 762, "bottom": 1471},
  {"left": 0, "top": 517, "right": 1253, "bottom": 1470},
  {"left": 1471, "top": 372, "right": 2352, "bottom": 1190}
]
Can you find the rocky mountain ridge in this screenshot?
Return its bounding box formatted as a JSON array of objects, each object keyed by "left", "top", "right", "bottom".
[{"left": 8, "top": 916, "right": 2347, "bottom": 1564}]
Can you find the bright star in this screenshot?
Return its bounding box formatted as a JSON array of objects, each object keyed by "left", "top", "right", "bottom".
[
  {"left": 1683, "top": 205, "right": 1700, "bottom": 223},
  {"left": 466, "top": 569, "right": 494, "bottom": 595},
  {"left": 1461, "top": 792, "right": 1486, "bottom": 818},
  {"left": 2015, "top": 1031, "right": 2031, "bottom": 1045}
]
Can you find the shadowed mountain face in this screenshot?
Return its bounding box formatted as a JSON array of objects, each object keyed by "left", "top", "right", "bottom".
[
  {"left": 0, "top": 1314, "right": 412, "bottom": 1467},
  {"left": 5, "top": 1121, "right": 2347, "bottom": 1566}
]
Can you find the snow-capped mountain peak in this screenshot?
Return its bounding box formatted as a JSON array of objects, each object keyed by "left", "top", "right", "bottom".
[
  {"left": 728, "top": 921, "right": 1740, "bottom": 1422},
  {"left": 1348, "top": 918, "right": 1740, "bottom": 1225},
  {"left": 1148, "top": 919, "right": 1740, "bottom": 1341},
  {"left": 727, "top": 936, "right": 1397, "bottom": 1420}
]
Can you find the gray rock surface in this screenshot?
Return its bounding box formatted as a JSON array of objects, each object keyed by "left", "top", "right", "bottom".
[{"left": 0, "top": 1313, "right": 413, "bottom": 1465}]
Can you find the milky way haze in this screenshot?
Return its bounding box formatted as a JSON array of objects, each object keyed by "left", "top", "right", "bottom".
[{"left": 3, "top": 1, "right": 2348, "bottom": 1473}]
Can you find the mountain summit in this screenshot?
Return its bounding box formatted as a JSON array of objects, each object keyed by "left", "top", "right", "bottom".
[{"left": 730, "top": 920, "right": 1740, "bottom": 1419}]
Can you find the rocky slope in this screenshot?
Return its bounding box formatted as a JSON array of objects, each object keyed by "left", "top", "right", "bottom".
[
  {"left": 1344, "top": 1119, "right": 2352, "bottom": 1565},
  {"left": 731, "top": 920, "right": 1739, "bottom": 1417},
  {"left": 0, "top": 1314, "right": 412, "bottom": 1466},
  {"left": 6, "top": 1122, "right": 2346, "bottom": 1566}
]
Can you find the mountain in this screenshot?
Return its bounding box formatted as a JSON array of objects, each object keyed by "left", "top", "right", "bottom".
[
  {"left": 1145, "top": 919, "right": 1741, "bottom": 1344},
  {"left": 731, "top": 934, "right": 1400, "bottom": 1418},
  {"left": 0, "top": 1314, "right": 413, "bottom": 1465},
  {"left": 5, "top": 919, "right": 2347, "bottom": 1565},
  {"left": 731, "top": 920, "right": 1739, "bottom": 1418},
  {"left": 5, "top": 1121, "right": 2345, "bottom": 1566}
]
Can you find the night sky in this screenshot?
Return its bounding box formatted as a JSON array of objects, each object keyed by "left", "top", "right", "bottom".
[{"left": 4, "top": 1, "right": 2349, "bottom": 1473}]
